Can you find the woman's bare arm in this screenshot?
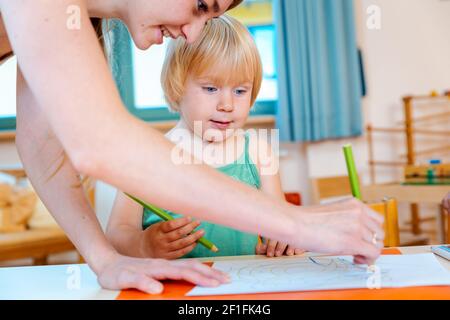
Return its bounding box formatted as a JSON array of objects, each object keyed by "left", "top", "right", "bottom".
[{"left": 15, "top": 67, "right": 117, "bottom": 274}]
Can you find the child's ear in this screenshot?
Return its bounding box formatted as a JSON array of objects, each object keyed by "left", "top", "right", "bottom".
[{"left": 168, "top": 103, "right": 180, "bottom": 113}]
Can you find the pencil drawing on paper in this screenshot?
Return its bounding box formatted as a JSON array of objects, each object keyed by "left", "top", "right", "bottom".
[
  {"left": 217, "top": 256, "right": 391, "bottom": 291},
  {"left": 187, "top": 253, "right": 450, "bottom": 296}
]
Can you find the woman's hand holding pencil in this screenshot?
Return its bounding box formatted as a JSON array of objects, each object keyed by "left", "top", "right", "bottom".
[
  {"left": 291, "top": 198, "right": 385, "bottom": 264},
  {"left": 342, "top": 144, "right": 384, "bottom": 265}
]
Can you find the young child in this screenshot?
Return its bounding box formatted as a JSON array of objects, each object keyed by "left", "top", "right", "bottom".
[{"left": 106, "top": 15, "right": 304, "bottom": 259}]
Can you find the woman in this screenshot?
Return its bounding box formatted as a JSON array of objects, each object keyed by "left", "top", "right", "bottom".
[{"left": 0, "top": 0, "right": 384, "bottom": 294}]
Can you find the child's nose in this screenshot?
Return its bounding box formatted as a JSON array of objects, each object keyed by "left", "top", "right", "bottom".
[
  {"left": 217, "top": 103, "right": 234, "bottom": 112},
  {"left": 217, "top": 91, "right": 234, "bottom": 112}
]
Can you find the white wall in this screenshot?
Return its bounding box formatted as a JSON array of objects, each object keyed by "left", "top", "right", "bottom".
[
  {"left": 306, "top": 0, "right": 450, "bottom": 185},
  {"left": 0, "top": 141, "right": 20, "bottom": 165}
]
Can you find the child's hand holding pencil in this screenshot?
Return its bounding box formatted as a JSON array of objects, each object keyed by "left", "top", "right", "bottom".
[
  {"left": 140, "top": 216, "right": 205, "bottom": 259},
  {"left": 125, "top": 193, "right": 219, "bottom": 258}
]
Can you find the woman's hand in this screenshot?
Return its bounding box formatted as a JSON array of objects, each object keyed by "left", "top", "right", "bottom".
[
  {"left": 255, "top": 239, "right": 305, "bottom": 257},
  {"left": 96, "top": 252, "right": 230, "bottom": 294},
  {"left": 291, "top": 198, "right": 385, "bottom": 265},
  {"left": 140, "top": 217, "right": 204, "bottom": 259}
]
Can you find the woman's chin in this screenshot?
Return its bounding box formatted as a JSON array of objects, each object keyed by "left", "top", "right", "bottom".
[
  {"left": 142, "top": 36, "right": 162, "bottom": 49},
  {"left": 134, "top": 39, "right": 152, "bottom": 50},
  {"left": 133, "top": 30, "right": 162, "bottom": 50}
]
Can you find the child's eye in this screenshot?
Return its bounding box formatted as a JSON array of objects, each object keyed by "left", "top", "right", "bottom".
[
  {"left": 202, "top": 86, "right": 217, "bottom": 93},
  {"left": 197, "top": 0, "right": 209, "bottom": 13},
  {"left": 234, "top": 88, "right": 248, "bottom": 95}
]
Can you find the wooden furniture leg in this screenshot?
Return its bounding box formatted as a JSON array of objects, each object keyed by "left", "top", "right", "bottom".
[
  {"left": 411, "top": 203, "right": 421, "bottom": 235},
  {"left": 33, "top": 255, "right": 47, "bottom": 266},
  {"left": 446, "top": 206, "right": 450, "bottom": 244}
]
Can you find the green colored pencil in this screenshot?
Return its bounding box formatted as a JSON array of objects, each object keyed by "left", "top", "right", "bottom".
[
  {"left": 343, "top": 144, "right": 362, "bottom": 200},
  {"left": 125, "top": 193, "right": 219, "bottom": 252}
]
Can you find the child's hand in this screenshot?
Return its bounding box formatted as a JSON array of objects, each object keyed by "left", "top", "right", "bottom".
[
  {"left": 141, "top": 216, "right": 205, "bottom": 259},
  {"left": 255, "top": 238, "right": 305, "bottom": 257}
]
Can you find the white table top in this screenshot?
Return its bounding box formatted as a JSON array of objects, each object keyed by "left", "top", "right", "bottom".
[{"left": 0, "top": 245, "right": 448, "bottom": 300}]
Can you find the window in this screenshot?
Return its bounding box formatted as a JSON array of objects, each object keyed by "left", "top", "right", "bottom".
[
  {"left": 121, "top": 0, "right": 277, "bottom": 121},
  {"left": 249, "top": 24, "right": 277, "bottom": 101},
  {"left": 133, "top": 42, "right": 168, "bottom": 109},
  {"left": 0, "top": 56, "right": 17, "bottom": 131}
]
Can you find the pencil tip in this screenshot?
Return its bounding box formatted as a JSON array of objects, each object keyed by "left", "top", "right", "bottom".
[{"left": 212, "top": 246, "right": 219, "bottom": 252}]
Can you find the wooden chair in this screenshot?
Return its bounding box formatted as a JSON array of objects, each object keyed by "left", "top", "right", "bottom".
[
  {"left": 367, "top": 198, "right": 400, "bottom": 247},
  {"left": 310, "top": 176, "right": 401, "bottom": 247},
  {"left": 310, "top": 176, "right": 353, "bottom": 204}
]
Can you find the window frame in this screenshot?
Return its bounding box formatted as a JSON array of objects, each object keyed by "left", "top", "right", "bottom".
[{"left": 0, "top": 116, "right": 16, "bottom": 131}]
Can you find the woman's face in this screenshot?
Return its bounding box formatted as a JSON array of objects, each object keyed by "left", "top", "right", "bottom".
[{"left": 124, "top": 0, "right": 234, "bottom": 49}]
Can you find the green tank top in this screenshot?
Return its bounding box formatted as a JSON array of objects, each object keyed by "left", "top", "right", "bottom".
[{"left": 142, "top": 132, "right": 261, "bottom": 258}]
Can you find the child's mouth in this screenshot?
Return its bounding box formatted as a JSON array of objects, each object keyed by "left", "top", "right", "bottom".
[{"left": 210, "top": 120, "right": 233, "bottom": 130}]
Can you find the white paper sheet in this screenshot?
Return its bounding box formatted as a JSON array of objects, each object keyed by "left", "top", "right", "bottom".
[{"left": 188, "top": 253, "right": 450, "bottom": 296}]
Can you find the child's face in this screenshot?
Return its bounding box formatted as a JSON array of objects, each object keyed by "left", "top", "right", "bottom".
[{"left": 179, "top": 75, "right": 253, "bottom": 142}]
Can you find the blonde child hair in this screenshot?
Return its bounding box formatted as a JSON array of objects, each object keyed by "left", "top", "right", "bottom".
[{"left": 161, "top": 15, "right": 263, "bottom": 112}]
